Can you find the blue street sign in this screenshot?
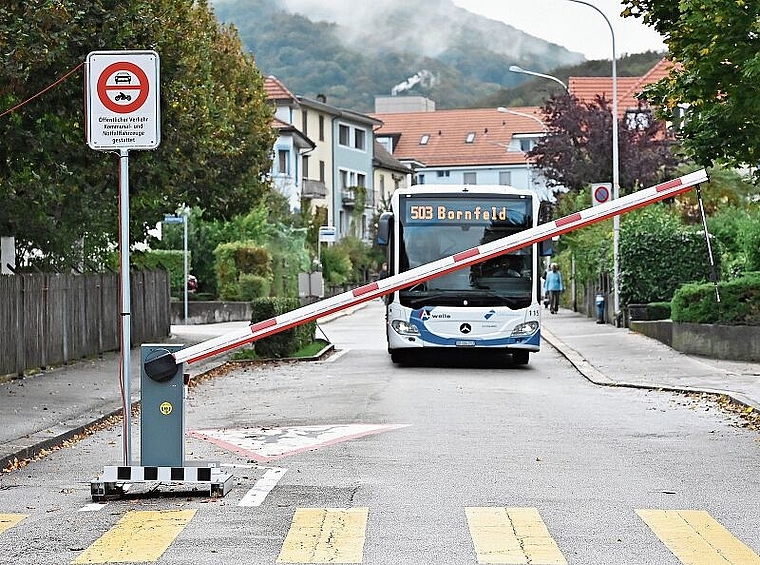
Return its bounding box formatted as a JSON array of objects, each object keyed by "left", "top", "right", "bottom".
[{"left": 163, "top": 215, "right": 184, "bottom": 224}]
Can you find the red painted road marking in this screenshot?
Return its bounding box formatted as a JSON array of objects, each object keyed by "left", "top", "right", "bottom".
[{"left": 189, "top": 424, "right": 410, "bottom": 463}]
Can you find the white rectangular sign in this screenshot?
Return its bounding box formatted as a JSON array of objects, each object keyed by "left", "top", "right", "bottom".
[
  {"left": 318, "top": 226, "right": 337, "bottom": 243},
  {"left": 85, "top": 50, "right": 160, "bottom": 151}
]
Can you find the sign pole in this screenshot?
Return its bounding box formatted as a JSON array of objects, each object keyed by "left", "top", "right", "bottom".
[
  {"left": 183, "top": 212, "right": 188, "bottom": 325},
  {"left": 118, "top": 148, "right": 133, "bottom": 466}
]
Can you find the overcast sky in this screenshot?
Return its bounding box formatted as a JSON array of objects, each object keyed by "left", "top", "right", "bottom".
[{"left": 451, "top": 0, "right": 667, "bottom": 60}]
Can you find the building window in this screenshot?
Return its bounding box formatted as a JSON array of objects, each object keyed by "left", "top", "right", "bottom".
[
  {"left": 499, "top": 171, "right": 512, "bottom": 186},
  {"left": 465, "top": 132, "right": 476, "bottom": 143},
  {"left": 377, "top": 136, "right": 393, "bottom": 153},
  {"left": 520, "top": 138, "right": 533, "bottom": 152},
  {"left": 340, "top": 169, "right": 349, "bottom": 190},
  {"left": 319, "top": 160, "right": 325, "bottom": 182},
  {"left": 339, "top": 124, "right": 350, "bottom": 146},
  {"left": 357, "top": 173, "right": 366, "bottom": 187},
  {"left": 278, "top": 149, "right": 289, "bottom": 175},
  {"left": 301, "top": 110, "right": 308, "bottom": 137},
  {"left": 436, "top": 170, "right": 450, "bottom": 177},
  {"left": 420, "top": 134, "right": 430, "bottom": 145},
  {"left": 463, "top": 172, "right": 476, "bottom": 184},
  {"left": 319, "top": 115, "right": 325, "bottom": 141},
  {"left": 417, "top": 174, "right": 425, "bottom": 184},
  {"left": 354, "top": 128, "right": 366, "bottom": 151},
  {"left": 302, "top": 155, "right": 310, "bottom": 179}
]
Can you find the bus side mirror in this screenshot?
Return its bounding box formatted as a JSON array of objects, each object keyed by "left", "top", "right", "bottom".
[
  {"left": 539, "top": 239, "right": 554, "bottom": 257},
  {"left": 377, "top": 212, "right": 393, "bottom": 246}
]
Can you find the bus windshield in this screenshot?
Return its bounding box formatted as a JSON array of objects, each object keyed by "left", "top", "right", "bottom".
[{"left": 398, "top": 194, "right": 534, "bottom": 309}]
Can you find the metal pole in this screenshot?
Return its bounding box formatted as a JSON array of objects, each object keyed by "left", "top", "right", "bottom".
[
  {"left": 508, "top": 65, "right": 569, "bottom": 92},
  {"left": 118, "top": 148, "right": 132, "bottom": 466},
  {"left": 183, "top": 212, "right": 188, "bottom": 325},
  {"left": 565, "top": 0, "right": 619, "bottom": 324}
]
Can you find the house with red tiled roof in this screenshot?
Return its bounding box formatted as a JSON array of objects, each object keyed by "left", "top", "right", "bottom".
[
  {"left": 568, "top": 58, "right": 676, "bottom": 126},
  {"left": 372, "top": 98, "right": 552, "bottom": 199}
]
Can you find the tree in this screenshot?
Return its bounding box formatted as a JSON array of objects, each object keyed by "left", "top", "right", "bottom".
[
  {"left": 621, "top": 0, "right": 760, "bottom": 175},
  {"left": 528, "top": 93, "right": 679, "bottom": 196},
  {"left": 0, "top": 0, "right": 274, "bottom": 270}
]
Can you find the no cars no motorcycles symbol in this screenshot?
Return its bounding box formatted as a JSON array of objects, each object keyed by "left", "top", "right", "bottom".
[
  {"left": 97, "top": 61, "right": 150, "bottom": 113},
  {"left": 86, "top": 50, "right": 160, "bottom": 151}
]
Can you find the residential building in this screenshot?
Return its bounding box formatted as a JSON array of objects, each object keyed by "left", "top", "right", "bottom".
[
  {"left": 264, "top": 77, "right": 315, "bottom": 211},
  {"left": 372, "top": 140, "right": 413, "bottom": 211},
  {"left": 568, "top": 58, "right": 676, "bottom": 129},
  {"left": 265, "top": 76, "right": 383, "bottom": 241},
  {"left": 372, "top": 98, "right": 551, "bottom": 199}
]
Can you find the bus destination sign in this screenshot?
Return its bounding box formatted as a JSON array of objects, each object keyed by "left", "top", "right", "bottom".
[{"left": 402, "top": 197, "right": 528, "bottom": 226}]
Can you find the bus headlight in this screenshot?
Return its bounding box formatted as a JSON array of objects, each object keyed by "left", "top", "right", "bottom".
[
  {"left": 391, "top": 320, "right": 420, "bottom": 336},
  {"left": 511, "top": 321, "right": 539, "bottom": 337}
]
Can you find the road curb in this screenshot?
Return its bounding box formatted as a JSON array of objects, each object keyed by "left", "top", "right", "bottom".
[{"left": 542, "top": 327, "right": 760, "bottom": 413}]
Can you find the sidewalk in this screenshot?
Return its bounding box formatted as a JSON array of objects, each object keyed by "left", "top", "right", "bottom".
[
  {"left": 2, "top": 308, "right": 759, "bottom": 471},
  {"left": 542, "top": 308, "right": 760, "bottom": 412}
]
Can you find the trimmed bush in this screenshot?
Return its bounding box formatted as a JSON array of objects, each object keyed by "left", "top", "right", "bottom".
[
  {"left": 214, "top": 241, "right": 273, "bottom": 300},
  {"left": 620, "top": 205, "right": 719, "bottom": 305},
  {"left": 646, "top": 301, "right": 671, "bottom": 321},
  {"left": 671, "top": 272, "right": 760, "bottom": 325},
  {"left": 251, "top": 297, "right": 316, "bottom": 358},
  {"left": 238, "top": 274, "right": 271, "bottom": 301}
]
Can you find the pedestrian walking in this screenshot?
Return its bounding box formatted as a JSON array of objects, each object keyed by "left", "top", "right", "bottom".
[{"left": 544, "top": 262, "right": 564, "bottom": 314}]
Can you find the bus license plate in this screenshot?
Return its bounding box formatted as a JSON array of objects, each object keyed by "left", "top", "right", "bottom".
[{"left": 455, "top": 340, "right": 476, "bottom": 347}]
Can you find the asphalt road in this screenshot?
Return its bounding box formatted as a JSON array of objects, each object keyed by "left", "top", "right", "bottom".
[{"left": 0, "top": 299, "right": 758, "bottom": 564}]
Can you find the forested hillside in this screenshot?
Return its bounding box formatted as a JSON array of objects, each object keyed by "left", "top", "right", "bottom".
[{"left": 211, "top": 0, "right": 588, "bottom": 111}]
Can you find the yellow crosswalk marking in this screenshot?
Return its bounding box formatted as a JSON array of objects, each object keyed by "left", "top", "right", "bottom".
[
  {"left": 277, "top": 507, "right": 369, "bottom": 563},
  {"left": 71, "top": 509, "right": 196, "bottom": 564},
  {"left": 465, "top": 507, "right": 567, "bottom": 565},
  {"left": 636, "top": 509, "right": 760, "bottom": 565},
  {"left": 0, "top": 513, "right": 28, "bottom": 534}
]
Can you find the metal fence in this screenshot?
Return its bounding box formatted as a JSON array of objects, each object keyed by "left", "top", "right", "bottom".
[{"left": 0, "top": 270, "right": 171, "bottom": 377}]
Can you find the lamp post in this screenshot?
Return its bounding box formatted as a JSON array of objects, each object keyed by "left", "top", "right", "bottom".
[
  {"left": 508, "top": 65, "right": 569, "bottom": 92},
  {"left": 564, "top": 0, "right": 620, "bottom": 324},
  {"left": 496, "top": 106, "right": 548, "bottom": 133}
]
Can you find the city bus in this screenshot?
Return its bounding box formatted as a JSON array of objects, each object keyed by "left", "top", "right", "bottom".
[{"left": 376, "top": 184, "right": 550, "bottom": 365}]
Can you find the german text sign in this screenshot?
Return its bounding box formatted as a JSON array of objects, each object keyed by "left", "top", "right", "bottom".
[{"left": 86, "top": 50, "right": 160, "bottom": 150}]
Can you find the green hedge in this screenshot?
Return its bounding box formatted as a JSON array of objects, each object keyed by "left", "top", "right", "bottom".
[
  {"left": 133, "top": 250, "right": 189, "bottom": 294},
  {"left": 671, "top": 272, "right": 760, "bottom": 325},
  {"left": 251, "top": 297, "right": 316, "bottom": 358},
  {"left": 620, "top": 206, "right": 719, "bottom": 305},
  {"left": 214, "top": 241, "right": 272, "bottom": 301}
]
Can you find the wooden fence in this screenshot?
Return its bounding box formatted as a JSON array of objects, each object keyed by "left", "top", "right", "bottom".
[{"left": 0, "top": 270, "right": 171, "bottom": 377}]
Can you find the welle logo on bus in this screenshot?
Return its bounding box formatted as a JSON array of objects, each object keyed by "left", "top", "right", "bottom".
[{"left": 403, "top": 196, "right": 530, "bottom": 225}]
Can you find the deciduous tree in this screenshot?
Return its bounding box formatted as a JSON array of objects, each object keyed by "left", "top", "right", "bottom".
[
  {"left": 528, "top": 93, "right": 679, "bottom": 196},
  {"left": 621, "top": 0, "right": 760, "bottom": 175},
  {"left": 0, "top": 0, "right": 274, "bottom": 269}
]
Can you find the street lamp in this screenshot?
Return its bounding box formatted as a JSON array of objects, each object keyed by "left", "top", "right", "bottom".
[
  {"left": 563, "top": 0, "right": 620, "bottom": 324},
  {"left": 508, "top": 65, "right": 569, "bottom": 92},
  {"left": 497, "top": 106, "right": 548, "bottom": 133}
]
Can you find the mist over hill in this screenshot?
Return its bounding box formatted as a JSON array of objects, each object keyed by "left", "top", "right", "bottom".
[{"left": 211, "top": 0, "right": 587, "bottom": 111}]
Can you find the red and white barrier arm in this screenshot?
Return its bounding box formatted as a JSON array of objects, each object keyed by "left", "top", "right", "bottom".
[{"left": 144, "top": 168, "right": 708, "bottom": 380}]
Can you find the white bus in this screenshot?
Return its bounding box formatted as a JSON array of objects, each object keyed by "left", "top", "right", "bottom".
[{"left": 376, "top": 184, "right": 550, "bottom": 365}]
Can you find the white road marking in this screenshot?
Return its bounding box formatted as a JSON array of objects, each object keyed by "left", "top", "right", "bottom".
[
  {"left": 78, "top": 502, "right": 108, "bottom": 512},
  {"left": 324, "top": 348, "right": 349, "bottom": 362},
  {"left": 238, "top": 467, "right": 287, "bottom": 507}
]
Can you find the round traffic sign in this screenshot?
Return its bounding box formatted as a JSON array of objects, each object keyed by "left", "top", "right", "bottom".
[
  {"left": 594, "top": 184, "right": 610, "bottom": 204},
  {"left": 96, "top": 61, "right": 150, "bottom": 114}
]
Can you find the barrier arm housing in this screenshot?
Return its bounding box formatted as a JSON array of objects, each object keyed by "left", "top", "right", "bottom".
[{"left": 145, "top": 169, "right": 709, "bottom": 380}]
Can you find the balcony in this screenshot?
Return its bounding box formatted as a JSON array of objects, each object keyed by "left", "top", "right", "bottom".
[
  {"left": 341, "top": 188, "right": 356, "bottom": 207},
  {"left": 302, "top": 179, "right": 327, "bottom": 199}
]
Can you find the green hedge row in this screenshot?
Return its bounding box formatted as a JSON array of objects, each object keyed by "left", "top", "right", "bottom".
[
  {"left": 671, "top": 272, "right": 760, "bottom": 325},
  {"left": 250, "top": 297, "right": 316, "bottom": 358}
]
